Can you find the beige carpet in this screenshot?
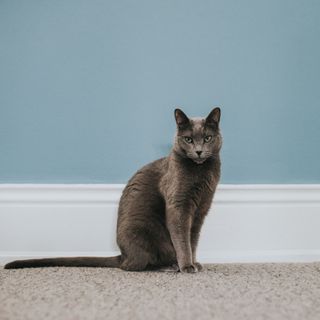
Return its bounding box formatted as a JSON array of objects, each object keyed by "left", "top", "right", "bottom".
[{"left": 1, "top": 263, "right": 320, "bottom": 320}]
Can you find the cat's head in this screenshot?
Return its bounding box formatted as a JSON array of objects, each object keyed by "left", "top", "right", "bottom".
[{"left": 173, "top": 107, "right": 222, "bottom": 164}]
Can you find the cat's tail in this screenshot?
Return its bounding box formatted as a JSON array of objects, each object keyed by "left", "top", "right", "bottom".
[{"left": 4, "top": 255, "right": 122, "bottom": 269}]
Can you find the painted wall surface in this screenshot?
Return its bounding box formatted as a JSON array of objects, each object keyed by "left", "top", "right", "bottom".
[{"left": 1, "top": 0, "right": 320, "bottom": 183}]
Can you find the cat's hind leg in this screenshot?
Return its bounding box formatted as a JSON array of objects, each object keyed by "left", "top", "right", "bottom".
[
  {"left": 156, "top": 264, "right": 179, "bottom": 272},
  {"left": 152, "top": 239, "right": 178, "bottom": 272},
  {"left": 118, "top": 220, "right": 173, "bottom": 272},
  {"left": 119, "top": 248, "right": 151, "bottom": 271}
]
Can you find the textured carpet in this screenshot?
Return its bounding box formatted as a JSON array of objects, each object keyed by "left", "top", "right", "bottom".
[{"left": 1, "top": 263, "right": 320, "bottom": 320}]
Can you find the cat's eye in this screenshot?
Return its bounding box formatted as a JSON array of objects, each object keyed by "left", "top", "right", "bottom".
[
  {"left": 184, "top": 137, "right": 193, "bottom": 144},
  {"left": 204, "top": 135, "right": 212, "bottom": 143}
]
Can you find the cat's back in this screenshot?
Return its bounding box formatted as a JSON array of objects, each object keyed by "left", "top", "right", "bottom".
[{"left": 118, "top": 157, "right": 168, "bottom": 212}]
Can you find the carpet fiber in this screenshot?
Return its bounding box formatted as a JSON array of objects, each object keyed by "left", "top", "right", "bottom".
[{"left": 1, "top": 263, "right": 320, "bottom": 320}]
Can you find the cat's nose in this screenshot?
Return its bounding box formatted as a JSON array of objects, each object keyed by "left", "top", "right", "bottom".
[{"left": 196, "top": 151, "right": 202, "bottom": 156}]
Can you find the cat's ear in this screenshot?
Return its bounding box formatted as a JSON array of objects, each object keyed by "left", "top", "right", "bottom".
[
  {"left": 206, "top": 107, "right": 221, "bottom": 126},
  {"left": 174, "top": 108, "right": 190, "bottom": 128}
]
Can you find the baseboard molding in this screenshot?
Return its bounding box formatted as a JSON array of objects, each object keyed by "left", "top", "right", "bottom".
[{"left": 1, "top": 184, "right": 320, "bottom": 265}]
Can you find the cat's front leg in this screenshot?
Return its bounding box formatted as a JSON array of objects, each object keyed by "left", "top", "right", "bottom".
[
  {"left": 166, "top": 206, "right": 197, "bottom": 273},
  {"left": 191, "top": 217, "right": 204, "bottom": 272},
  {"left": 191, "top": 202, "right": 212, "bottom": 271}
]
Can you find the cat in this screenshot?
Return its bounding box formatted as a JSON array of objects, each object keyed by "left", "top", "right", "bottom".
[{"left": 5, "top": 107, "right": 222, "bottom": 273}]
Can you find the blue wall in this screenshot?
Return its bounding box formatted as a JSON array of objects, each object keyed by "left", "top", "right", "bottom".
[{"left": 1, "top": 0, "right": 320, "bottom": 183}]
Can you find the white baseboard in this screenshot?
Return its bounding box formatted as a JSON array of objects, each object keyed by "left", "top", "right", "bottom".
[{"left": 1, "top": 184, "right": 320, "bottom": 265}]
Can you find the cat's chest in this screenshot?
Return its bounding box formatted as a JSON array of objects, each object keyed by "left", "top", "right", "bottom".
[
  {"left": 185, "top": 174, "right": 215, "bottom": 201},
  {"left": 181, "top": 164, "right": 216, "bottom": 189},
  {"left": 162, "top": 168, "right": 215, "bottom": 204}
]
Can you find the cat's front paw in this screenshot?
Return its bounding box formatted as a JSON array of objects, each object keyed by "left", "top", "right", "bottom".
[
  {"left": 180, "top": 264, "right": 198, "bottom": 273},
  {"left": 194, "top": 262, "right": 203, "bottom": 272}
]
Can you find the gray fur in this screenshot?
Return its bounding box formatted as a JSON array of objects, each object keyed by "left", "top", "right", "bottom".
[{"left": 5, "top": 107, "right": 222, "bottom": 273}]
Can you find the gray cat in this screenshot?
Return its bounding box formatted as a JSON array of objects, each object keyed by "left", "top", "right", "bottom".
[{"left": 5, "top": 107, "right": 222, "bottom": 273}]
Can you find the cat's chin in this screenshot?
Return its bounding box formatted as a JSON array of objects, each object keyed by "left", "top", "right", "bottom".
[{"left": 192, "top": 158, "right": 206, "bottom": 164}]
